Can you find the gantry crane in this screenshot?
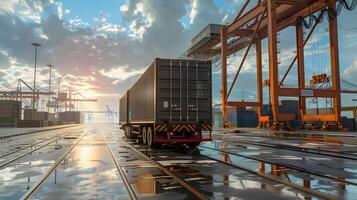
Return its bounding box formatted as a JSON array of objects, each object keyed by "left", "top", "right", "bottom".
[
  {"left": 0, "top": 79, "right": 55, "bottom": 108},
  {"left": 50, "top": 87, "right": 97, "bottom": 112},
  {"left": 187, "top": 0, "right": 357, "bottom": 130}
]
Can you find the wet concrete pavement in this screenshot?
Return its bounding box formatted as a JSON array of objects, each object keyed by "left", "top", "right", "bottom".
[
  {"left": 0, "top": 125, "right": 80, "bottom": 139},
  {"left": 30, "top": 129, "right": 130, "bottom": 200},
  {"left": 0, "top": 127, "right": 84, "bottom": 199},
  {"left": 1, "top": 123, "right": 357, "bottom": 199},
  {"left": 103, "top": 126, "right": 317, "bottom": 200}
]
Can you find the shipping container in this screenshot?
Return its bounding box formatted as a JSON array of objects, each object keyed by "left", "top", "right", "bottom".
[
  {"left": 119, "top": 92, "right": 128, "bottom": 124},
  {"left": 17, "top": 120, "right": 48, "bottom": 127},
  {"left": 0, "top": 100, "right": 21, "bottom": 127},
  {"left": 120, "top": 58, "right": 212, "bottom": 147},
  {"left": 58, "top": 111, "right": 84, "bottom": 124},
  {"left": 37, "top": 112, "right": 49, "bottom": 121},
  {"left": 213, "top": 106, "right": 237, "bottom": 128},
  {"left": 24, "top": 109, "right": 37, "bottom": 120}
]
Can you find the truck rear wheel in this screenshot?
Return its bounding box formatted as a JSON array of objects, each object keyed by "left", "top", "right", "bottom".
[
  {"left": 147, "top": 127, "right": 153, "bottom": 147},
  {"left": 125, "top": 126, "right": 129, "bottom": 138},
  {"left": 142, "top": 127, "right": 147, "bottom": 144},
  {"left": 189, "top": 142, "right": 201, "bottom": 148},
  {"left": 124, "top": 126, "right": 127, "bottom": 137},
  {"left": 127, "top": 126, "right": 133, "bottom": 139}
]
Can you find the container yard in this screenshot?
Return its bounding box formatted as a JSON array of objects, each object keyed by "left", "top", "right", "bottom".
[{"left": 1, "top": 0, "right": 357, "bottom": 200}]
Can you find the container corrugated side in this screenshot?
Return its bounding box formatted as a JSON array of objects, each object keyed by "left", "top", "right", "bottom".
[
  {"left": 119, "top": 92, "right": 128, "bottom": 124},
  {"left": 128, "top": 62, "right": 155, "bottom": 123}
]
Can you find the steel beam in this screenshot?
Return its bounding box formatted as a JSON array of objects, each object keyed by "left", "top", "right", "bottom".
[
  {"left": 220, "top": 27, "right": 228, "bottom": 126},
  {"left": 329, "top": 2, "right": 341, "bottom": 122},
  {"left": 296, "top": 21, "right": 306, "bottom": 118},
  {"left": 227, "top": 3, "right": 265, "bottom": 33},
  {"left": 302, "top": 114, "right": 337, "bottom": 122},
  {"left": 227, "top": 101, "right": 259, "bottom": 108},
  {"left": 267, "top": 0, "right": 279, "bottom": 123},
  {"left": 278, "top": 88, "right": 340, "bottom": 98},
  {"left": 256, "top": 40, "right": 263, "bottom": 117},
  {"left": 0, "top": 91, "right": 55, "bottom": 95},
  {"left": 233, "top": 0, "right": 251, "bottom": 22}
]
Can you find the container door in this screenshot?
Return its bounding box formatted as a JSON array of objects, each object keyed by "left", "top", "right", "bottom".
[
  {"left": 186, "top": 60, "right": 211, "bottom": 123},
  {"left": 156, "top": 59, "right": 211, "bottom": 123},
  {"left": 157, "top": 59, "right": 182, "bottom": 122}
]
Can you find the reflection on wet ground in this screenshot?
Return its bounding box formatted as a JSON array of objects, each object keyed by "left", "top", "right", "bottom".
[
  {"left": 144, "top": 148, "right": 315, "bottom": 200},
  {"left": 0, "top": 130, "right": 83, "bottom": 200},
  {"left": 217, "top": 133, "right": 357, "bottom": 157},
  {"left": 104, "top": 128, "right": 316, "bottom": 200},
  {"left": 0, "top": 127, "right": 81, "bottom": 156},
  {"left": 206, "top": 134, "right": 357, "bottom": 199},
  {"left": 1, "top": 124, "right": 357, "bottom": 200},
  {"left": 31, "top": 131, "right": 130, "bottom": 200},
  {"left": 106, "top": 138, "right": 199, "bottom": 199}
]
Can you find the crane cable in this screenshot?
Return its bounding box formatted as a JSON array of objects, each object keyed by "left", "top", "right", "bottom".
[{"left": 299, "top": 0, "right": 357, "bottom": 29}]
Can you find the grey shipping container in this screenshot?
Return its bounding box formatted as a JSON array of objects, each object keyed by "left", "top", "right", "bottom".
[
  {"left": 119, "top": 92, "right": 128, "bottom": 124},
  {"left": 60, "top": 111, "right": 84, "bottom": 124},
  {"left": 0, "top": 100, "right": 21, "bottom": 127},
  {"left": 37, "top": 112, "right": 49, "bottom": 121},
  {"left": 120, "top": 58, "right": 212, "bottom": 147},
  {"left": 24, "top": 109, "right": 37, "bottom": 120}
]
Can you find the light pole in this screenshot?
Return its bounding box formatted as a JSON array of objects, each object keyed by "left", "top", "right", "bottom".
[
  {"left": 31, "top": 42, "right": 41, "bottom": 117},
  {"left": 57, "top": 77, "right": 61, "bottom": 113},
  {"left": 47, "top": 64, "right": 53, "bottom": 112}
]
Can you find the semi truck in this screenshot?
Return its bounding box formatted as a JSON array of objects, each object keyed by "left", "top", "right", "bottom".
[{"left": 119, "top": 58, "right": 212, "bottom": 147}]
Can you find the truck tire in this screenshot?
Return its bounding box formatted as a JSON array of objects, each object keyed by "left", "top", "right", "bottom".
[
  {"left": 147, "top": 127, "right": 153, "bottom": 147},
  {"left": 142, "top": 127, "right": 147, "bottom": 144},
  {"left": 189, "top": 142, "right": 201, "bottom": 148},
  {"left": 124, "top": 126, "right": 128, "bottom": 138},
  {"left": 127, "top": 126, "right": 133, "bottom": 139}
]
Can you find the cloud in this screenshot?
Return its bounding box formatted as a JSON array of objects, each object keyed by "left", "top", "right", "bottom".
[
  {"left": 93, "top": 11, "right": 108, "bottom": 23},
  {"left": 189, "top": 0, "right": 198, "bottom": 24},
  {"left": 6, "top": 0, "right": 356, "bottom": 110},
  {"left": 56, "top": 1, "right": 63, "bottom": 19},
  {"left": 120, "top": 4, "right": 129, "bottom": 13},
  {"left": 34, "top": 27, "right": 49, "bottom": 40},
  {"left": 96, "top": 23, "right": 125, "bottom": 34},
  {"left": 343, "top": 59, "right": 357, "bottom": 81},
  {"left": 0, "top": 0, "right": 45, "bottom": 23},
  {"left": 99, "top": 65, "right": 146, "bottom": 84},
  {"left": 124, "top": 1, "right": 156, "bottom": 39}
]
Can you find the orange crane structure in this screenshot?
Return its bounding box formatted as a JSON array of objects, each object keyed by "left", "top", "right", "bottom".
[{"left": 187, "top": 0, "right": 357, "bottom": 130}]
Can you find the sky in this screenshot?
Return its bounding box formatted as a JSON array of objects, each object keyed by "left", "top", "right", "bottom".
[{"left": 0, "top": 0, "right": 356, "bottom": 113}]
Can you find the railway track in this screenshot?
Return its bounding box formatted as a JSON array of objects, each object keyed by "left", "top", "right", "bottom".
[
  {"left": 118, "top": 138, "right": 335, "bottom": 200},
  {"left": 19, "top": 132, "right": 87, "bottom": 200},
  {"left": 216, "top": 130, "right": 357, "bottom": 147},
  {"left": 200, "top": 145, "right": 357, "bottom": 186},
  {"left": 0, "top": 129, "right": 79, "bottom": 159},
  {"left": 106, "top": 136, "right": 209, "bottom": 200},
  {"left": 103, "top": 134, "right": 138, "bottom": 200},
  {"left": 221, "top": 137, "right": 357, "bottom": 161},
  {"left": 0, "top": 130, "right": 82, "bottom": 169},
  {"left": 197, "top": 146, "right": 342, "bottom": 200},
  {"left": 0, "top": 125, "right": 81, "bottom": 140}
]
